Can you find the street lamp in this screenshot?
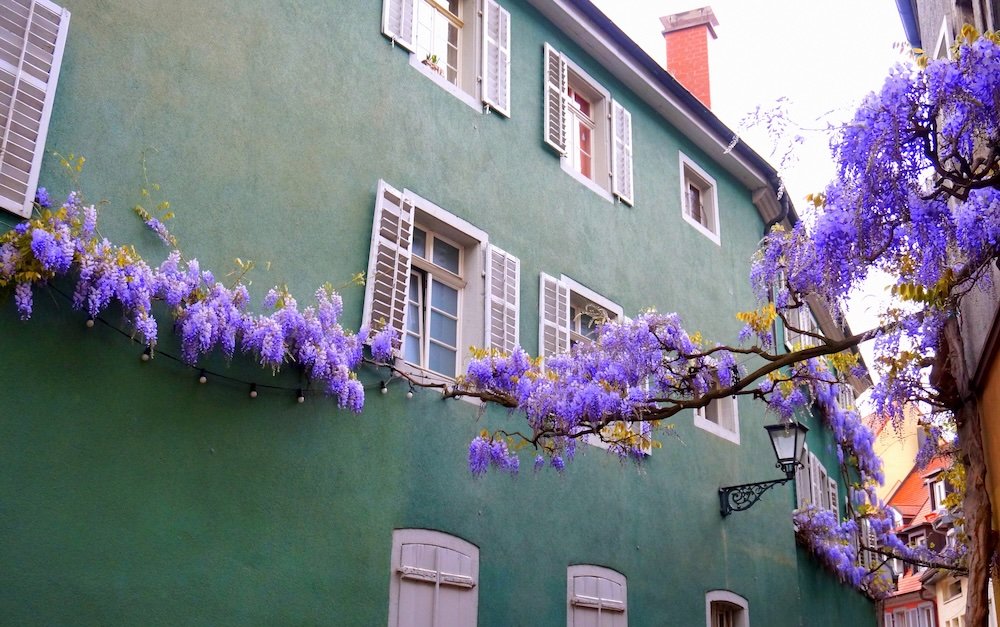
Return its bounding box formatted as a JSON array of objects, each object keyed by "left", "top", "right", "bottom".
[{"left": 718, "top": 421, "right": 809, "bottom": 517}]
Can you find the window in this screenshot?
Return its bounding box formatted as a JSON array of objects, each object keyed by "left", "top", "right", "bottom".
[
  {"left": 694, "top": 395, "right": 740, "bottom": 444},
  {"left": 567, "top": 565, "right": 627, "bottom": 627},
  {"left": 381, "top": 0, "right": 510, "bottom": 115},
  {"left": 931, "top": 478, "right": 947, "bottom": 511},
  {"left": 837, "top": 383, "right": 856, "bottom": 411},
  {"left": 945, "top": 578, "right": 963, "bottom": 602},
  {"left": 363, "top": 179, "right": 520, "bottom": 380},
  {"left": 679, "top": 152, "right": 720, "bottom": 245},
  {"left": 539, "top": 274, "right": 650, "bottom": 453},
  {"left": 705, "top": 590, "right": 749, "bottom": 627},
  {"left": 889, "top": 604, "right": 936, "bottom": 627},
  {"left": 387, "top": 529, "right": 479, "bottom": 627},
  {"left": 543, "top": 43, "right": 633, "bottom": 205},
  {"left": 795, "top": 444, "right": 839, "bottom": 517},
  {"left": 784, "top": 304, "right": 822, "bottom": 350},
  {"left": 0, "top": 0, "right": 69, "bottom": 218},
  {"left": 856, "top": 518, "right": 881, "bottom": 570}
]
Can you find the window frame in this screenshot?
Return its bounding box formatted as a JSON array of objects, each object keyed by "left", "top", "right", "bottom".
[
  {"left": 705, "top": 590, "right": 749, "bottom": 627},
  {"left": 542, "top": 43, "right": 634, "bottom": 205},
  {"left": 567, "top": 564, "right": 628, "bottom": 627},
  {"left": 693, "top": 395, "right": 740, "bottom": 445},
  {"left": 363, "top": 180, "right": 520, "bottom": 384},
  {"left": 679, "top": 151, "right": 721, "bottom": 246},
  {"left": 382, "top": 0, "right": 511, "bottom": 116},
  {"left": 387, "top": 528, "right": 479, "bottom": 627}
]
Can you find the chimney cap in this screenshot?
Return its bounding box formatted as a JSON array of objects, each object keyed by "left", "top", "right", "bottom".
[{"left": 660, "top": 7, "right": 719, "bottom": 39}]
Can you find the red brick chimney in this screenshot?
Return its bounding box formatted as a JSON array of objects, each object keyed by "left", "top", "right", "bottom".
[{"left": 660, "top": 7, "right": 718, "bottom": 108}]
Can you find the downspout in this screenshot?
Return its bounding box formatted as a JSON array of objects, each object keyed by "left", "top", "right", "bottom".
[{"left": 918, "top": 580, "right": 939, "bottom": 625}]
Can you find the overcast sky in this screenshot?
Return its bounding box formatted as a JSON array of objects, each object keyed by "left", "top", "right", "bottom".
[
  {"left": 589, "top": 0, "right": 910, "bottom": 382},
  {"left": 590, "top": 0, "right": 908, "bottom": 203}
]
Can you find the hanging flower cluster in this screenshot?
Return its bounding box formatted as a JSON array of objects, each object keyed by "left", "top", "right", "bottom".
[{"left": 0, "top": 189, "right": 393, "bottom": 410}]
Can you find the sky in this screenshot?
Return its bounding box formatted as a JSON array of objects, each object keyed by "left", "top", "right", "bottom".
[{"left": 590, "top": 0, "right": 910, "bottom": 383}]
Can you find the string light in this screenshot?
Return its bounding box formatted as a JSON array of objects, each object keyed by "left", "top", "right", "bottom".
[
  {"left": 85, "top": 318, "right": 94, "bottom": 328},
  {"left": 380, "top": 380, "right": 388, "bottom": 395},
  {"left": 141, "top": 346, "right": 151, "bottom": 361},
  {"left": 198, "top": 369, "right": 207, "bottom": 384},
  {"left": 406, "top": 384, "right": 414, "bottom": 400},
  {"left": 249, "top": 383, "right": 258, "bottom": 398},
  {"left": 296, "top": 389, "right": 305, "bottom": 404}
]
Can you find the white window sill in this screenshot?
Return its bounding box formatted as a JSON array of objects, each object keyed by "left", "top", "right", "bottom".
[
  {"left": 394, "top": 360, "right": 482, "bottom": 408},
  {"left": 682, "top": 213, "right": 721, "bottom": 246},
  {"left": 560, "top": 159, "right": 614, "bottom": 203},
  {"left": 408, "top": 54, "right": 481, "bottom": 113},
  {"left": 694, "top": 413, "right": 740, "bottom": 444}
]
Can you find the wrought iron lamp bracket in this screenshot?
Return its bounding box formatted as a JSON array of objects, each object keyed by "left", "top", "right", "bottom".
[{"left": 718, "top": 461, "right": 800, "bottom": 517}]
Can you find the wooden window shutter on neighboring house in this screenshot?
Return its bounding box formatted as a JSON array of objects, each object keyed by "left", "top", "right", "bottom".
[
  {"left": 481, "top": 0, "right": 510, "bottom": 117},
  {"left": 539, "top": 272, "right": 569, "bottom": 358},
  {"left": 611, "top": 99, "right": 633, "bottom": 205},
  {"left": 363, "top": 179, "right": 415, "bottom": 356},
  {"left": 827, "top": 476, "right": 839, "bottom": 519},
  {"left": 484, "top": 244, "right": 519, "bottom": 353},
  {"left": 381, "top": 0, "right": 416, "bottom": 51},
  {"left": 542, "top": 43, "right": 567, "bottom": 155},
  {"left": 0, "top": 0, "right": 69, "bottom": 218}
]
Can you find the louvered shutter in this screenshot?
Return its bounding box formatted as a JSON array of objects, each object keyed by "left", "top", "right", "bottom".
[
  {"left": 381, "top": 0, "right": 416, "bottom": 51},
  {"left": 539, "top": 273, "right": 569, "bottom": 358},
  {"left": 810, "top": 454, "right": 825, "bottom": 508},
  {"left": 542, "top": 43, "right": 566, "bottom": 154},
  {"left": 362, "top": 180, "right": 414, "bottom": 355},
  {"left": 570, "top": 574, "right": 626, "bottom": 627},
  {"left": 795, "top": 445, "right": 810, "bottom": 509},
  {"left": 827, "top": 476, "right": 839, "bottom": 518},
  {"left": 611, "top": 99, "right": 634, "bottom": 206},
  {"left": 484, "top": 244, "right": 519, "bottom": 353},
  {"left": 481, "top": 0, "right": 510, "bottom": 117},
  {"left": 0, "top": 0, "right": 69, "bottom": 218}
]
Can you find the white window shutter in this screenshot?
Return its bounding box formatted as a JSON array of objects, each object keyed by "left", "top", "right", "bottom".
[
  {"left": 0, "top": 0, "right": 69, "bottom": 218},
  {"left": 542, "top": 43, "right": 567, "bottom": 155},
  {"left": 484, "top": 244, "right": 519, "bottom": 353},
  {"left": 795, "top": 445, "right": 809, "bottom": 509},
  {"left": 570, "top": 575, "right": 627, "bottom": 626},
  {"left": 481, "top": 0, "right": 510, "bottom": 117},
  {"left": 362, "top": 179, "right": 415, "bottom": 355},
  {"left": 381, "top": 0, "right": 416, "bottom": 51},
  {"left": 610, "top": 99, "right": 634, "bottom": 206},
  {"left": 539, "top": 272, "right": 569, "bottom": 358},
  {"left": 827, "top": 476, "right": 839, "bottom": 518}
]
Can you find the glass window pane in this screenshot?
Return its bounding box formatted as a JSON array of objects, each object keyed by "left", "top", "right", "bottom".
[
  {"left": 431, "top": 281, "right": 459, "bottom": 315},
  {"left": 432, "top": 238, "right": 461, "bottom": 274},
  {"left": 404, "top": 333, "right": 421, "bottom": 364},
  {"left": 430, "top": 310, "right": 458, "bottom": 346},
  {"left": 428, "top": 343, "right": 456, "bottom": 377},
  {"left": 412, "top": 228, "right": 427, "bottom": 259}
]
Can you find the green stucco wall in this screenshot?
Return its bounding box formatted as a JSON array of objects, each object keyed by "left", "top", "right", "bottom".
[{"left": 0, "top": 0, "right": 875, "bottom": 625}]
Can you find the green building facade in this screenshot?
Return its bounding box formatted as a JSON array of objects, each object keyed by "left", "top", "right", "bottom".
[{"left": 0, "top": 0, "right": 875, "bottom": 624}]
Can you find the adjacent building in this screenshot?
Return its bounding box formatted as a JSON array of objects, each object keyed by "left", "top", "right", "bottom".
[{"left": 0, "top": 0, "right": 876, "bottom": 624}]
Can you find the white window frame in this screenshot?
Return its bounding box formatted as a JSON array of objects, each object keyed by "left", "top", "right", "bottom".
[
  {"left": 0, "top": 0, "right": 70, "bottom": 218},
  {"left": 693, "top": 395, "right": 740, "bottom": 445},
  {"left": 931, "top": 478, "right": 947, "bottom": 511},
  {"left": 363, "top": 180, "right": 520, "bottom": 383},
  {"left": 705, "top": 590, "right": 749, "bottom": 627},
  {"left": 567, "top": 564, "right": 627, "bottom": 627},
  {"left": 387, "top": 528, "right": 479, "bottom": 627},
  {"left": 543, "top": 43, "right": 634, "bottom": 205},
  {"left": 383, "top": 0, "right": 511, "bottom": 116},
  {"left": 679, "top": 151, "right": 720, "bottom": 246},
  {"left": 794, "top": 445, "right": 841, "bottom": 517}
]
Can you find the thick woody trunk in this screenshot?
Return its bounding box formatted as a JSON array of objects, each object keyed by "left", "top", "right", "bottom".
[
  {"left": 940, "top": 320, "right": 998, "bottom": 626},
  {"left": 957, "top": 399, "right": 996, "bottom": 626}
]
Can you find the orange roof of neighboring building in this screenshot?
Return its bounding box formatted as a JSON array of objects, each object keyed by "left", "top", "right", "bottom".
[
  {"left": 887, "top": 456, "right": 950, "bottom": 514},
  {"left": 894, "top": 570, "right": 926, "bottom": 595}
]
